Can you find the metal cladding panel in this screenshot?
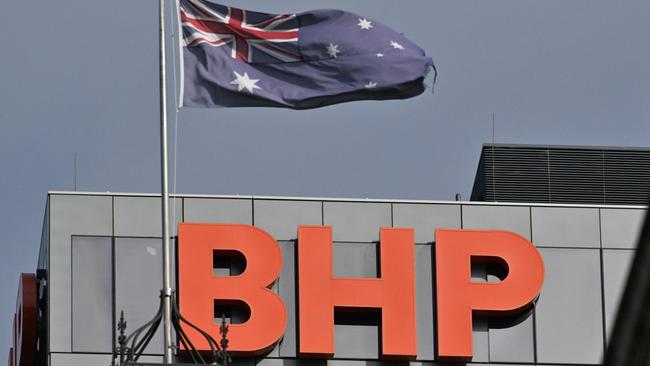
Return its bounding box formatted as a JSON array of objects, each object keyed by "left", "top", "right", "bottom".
[
  {"left": 467, "top": 364, "right": 530, "bottom": 366},
  {"left": 478, "top": 146, "right": 551, "bottom": 203},
  {"left": 254, "top": 200, "right": 322, "bottom": 240},
  {"left": 184, "top": 198, "right": 252, "bottom": 224},
  {"left": 114, "top": 196, "right": 183, "bottom": 237},
  {"left": 49, "top": 194, "right": 113, "bottom": 353},
  {"left": 472, "top": 144, "right": 650, "bottom": 205},
  {"left": 38, "top": 199, "right": 50, "bottom": 271},
  {"left": 602, "top": 249, "right": 635, "bottom": 340},
  {"left": 278, "top": 241, "right": 297, "bottom": 357},
  {"left": 50, "top": 353, "right": 113, "bottom": 366},
  {"left": 487, "top": 271, "right": 535, "bottom": 363},
  {"left": 50, "top": 353, "right": 164, "bottom": 366},
  {"left": 604, "top": 150, "right": 650, "bottom": 204},
  {"left": 333, "top": 242, "right": 377, "bottom": 278},
  {"left": 531, "top": 207, "right": 600, "bottom": 248},
  {"left": 601, "top": 208, "right": 646, "bottom": 249},
  {"left": 323, "top": 202, "right": 391, "bottom": 242},
  {"left": 470, "top": 263, "right": 489, "bottom": 362},
  {"left": 488, "top": 314, "right": 535, "bottom": 363},
  {"left": 392, "top": 203, "right": 461, "bottom": 243},
  {"left": 548, "top": 149, "right": 605, "bottom": 204},
  {"left": 461, "top": 205, "right": 531, "bottom": 240},
  {"left": 114, "top": 238, "right": 164, "bottom": 354},
  {"left": 333, "top": 324, "right": 379, "bottom": 359},
  {"left": 535, "top": 248, "right": 604, "bottom": 364},
  {"left": 414, "top": 244, "right": 435, "bottom": 361},
  {"left": 256, "top": 359, "right": 326, "bottom": 366},
  {"left": 71, "top": 236, "right": 112, "bottom": 353}
]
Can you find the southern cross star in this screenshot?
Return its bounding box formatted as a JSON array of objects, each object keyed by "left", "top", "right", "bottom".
[
  {"left": 326, "top": 43, "right": 341, "bottom": 58},
  {"left": 230, "top": 71, "right": 261, "bottom": 94},
  {"left": 364, "top": 81, "right": 378, "bottom": 89},
  {"left": 390, "top": 40, "right": 405, "bottom": 50},
  {"left": 376, "top": 53, "right": 384, "bottom": 57},
  {"left": 357, "top": 18, "right": 373, "bottom": 30}
]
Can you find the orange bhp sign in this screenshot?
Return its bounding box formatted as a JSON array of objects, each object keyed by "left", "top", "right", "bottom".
[{"left": 178, "top": 223, "right": 544, "bottom": 361}]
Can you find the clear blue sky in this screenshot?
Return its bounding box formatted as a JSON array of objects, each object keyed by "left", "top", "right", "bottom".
[{"left": 1, "top": 0, "right": 648, "bottom": 356}]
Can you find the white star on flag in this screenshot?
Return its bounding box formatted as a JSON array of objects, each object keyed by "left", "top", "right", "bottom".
[
  {"left": 364, "top": 81, "right": 378, "bottom": 89},
  {"left": 326, "top": 43, "right": 341, "bottom": 58},
  {"left": 390, "top": 40, "right": 405, "bottom": 50},
  {"left": 230, "top": 71, "right": 261, "bottom": 94},
  {"left": 376, "top": 53, "right": 384, "bottom": 57},
  {"left": 357, "top": 18, "right": 373, "bottom": 30}
]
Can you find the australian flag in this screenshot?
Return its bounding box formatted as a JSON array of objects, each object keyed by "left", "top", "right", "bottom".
[{"left": 179, "top": 0, "right": 435, "bottom": 109}]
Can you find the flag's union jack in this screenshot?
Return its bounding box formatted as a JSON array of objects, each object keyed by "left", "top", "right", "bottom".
[{"left": 180, "top": 0, "right": 301, "bottom": 63}]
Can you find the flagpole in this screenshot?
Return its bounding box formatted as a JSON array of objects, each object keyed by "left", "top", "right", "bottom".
[{"left": 158, "top": 0, "right": 174, "bottom": 362}]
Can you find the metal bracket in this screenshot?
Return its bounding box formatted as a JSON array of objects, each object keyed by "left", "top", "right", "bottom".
[{"left": 111, "top": 290, "right": 230, "bottom": 366}]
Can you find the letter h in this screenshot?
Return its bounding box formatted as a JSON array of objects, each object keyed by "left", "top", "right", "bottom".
[{"left": 297, "top": 226, "right": 417, "bottom": 359}]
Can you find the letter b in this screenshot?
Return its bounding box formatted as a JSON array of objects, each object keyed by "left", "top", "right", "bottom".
[{"left": 178, "top": 223, "right": 287, "bottom": 355}]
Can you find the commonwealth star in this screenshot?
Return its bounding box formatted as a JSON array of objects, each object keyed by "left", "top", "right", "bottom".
[{"left": 230, "top": 71, "right": 261, "bottom": 94}]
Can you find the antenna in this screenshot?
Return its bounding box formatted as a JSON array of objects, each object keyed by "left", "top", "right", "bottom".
[
  {"left": 74, "top": 152, "right": 77, "bottom": 191},
  {"left": 491, "top": 113, "right": 497, "bottom": 202}
]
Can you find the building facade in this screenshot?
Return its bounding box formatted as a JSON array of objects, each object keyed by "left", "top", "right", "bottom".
[{"left": 13, "top": 192, "right": 649, "bottom": 366}]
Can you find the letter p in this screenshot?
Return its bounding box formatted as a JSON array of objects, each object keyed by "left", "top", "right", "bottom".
[{"left": 435, "top": 229, "right": 544, "bottom": 360}]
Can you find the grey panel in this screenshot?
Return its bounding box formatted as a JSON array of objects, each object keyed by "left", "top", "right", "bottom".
[
  {"left": 531, "top": 207, "right": 600, "bottom": 247},
  {"left": 415, "top": 244, "right": 434, "bottom": 361},
  {"left": 71, "top": 236, "right": 112, "bottom": 352},
  {"left": 137, "top": 356, "right": 165, "bottom": 363},
  {"left": 184, "top": 198, "right": 252, "bottom": 224},
  {"left": 49, "top": 194, "right": 113, "bottom": 352},
  {"left": 38, "top": 198, "right": 49, "bottom": 271},
  {"left": 603, "top": 249, "right": 635, "bottom": 340},
  {"left": 115, "top": 238, "right": 164, "bottom": 354},
  {"left": 256, "top": 359, "right": 326, "bottom": 366},
  {"left": 467, "top": 364, "right": 529, "bottom": 366},
  {"left": 470, "top": 263, "right": 488, "bottom": 362},
  {"left": 473, "top": 315, "right": 489, "bottom": 362},
  {"left": 227, "top": 360, "right": 256, "bottom": 366},
  {"left": 254, "top": 200, "right": 322, "bottom": 240},
  {"left": 486, "top": 266, "right": 535, "bottom": 363},
  {"left": 333, "top": 242, "right": 377, "bottom": 278},
  {"left": 535, "top": 248, "right": 604, "bottom": 364},
  {"left": 488, "top": 314, "right": 535, "bottom": 363},
  {"left": 334, "top": 324, "right": 379, "bottom": 359},
  {"left": 319, "top": 241, "right": 381, "bottom": 359},
  {"left": 255, "top": 357, "right": 284, "bottom": 366},
  {"left": 393, "top": 204, "right": 461, "bottom": 243},
  {"left": 114, "top": 196, "right": 183, "bottom": 236},
  {"left": 328, "top": 361, "right": 369, "bottom": 366},
  {"left": 461, "top": 205, "right": 531, "bottom": 240},
  {"left": 329, "top": 361, "right": 393, "bottom": 366},
  {"left": 50, "top": 353, "right": 112, "bottom": 366},
  {"left": 323, "top": 202, "right": 391, "bottom": 242},
  {"left": 278, "top": 241, "right": 296, "bottom": 357},
  {"left": 601, "top": 209, "right": 646, "bottom": 249}
]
